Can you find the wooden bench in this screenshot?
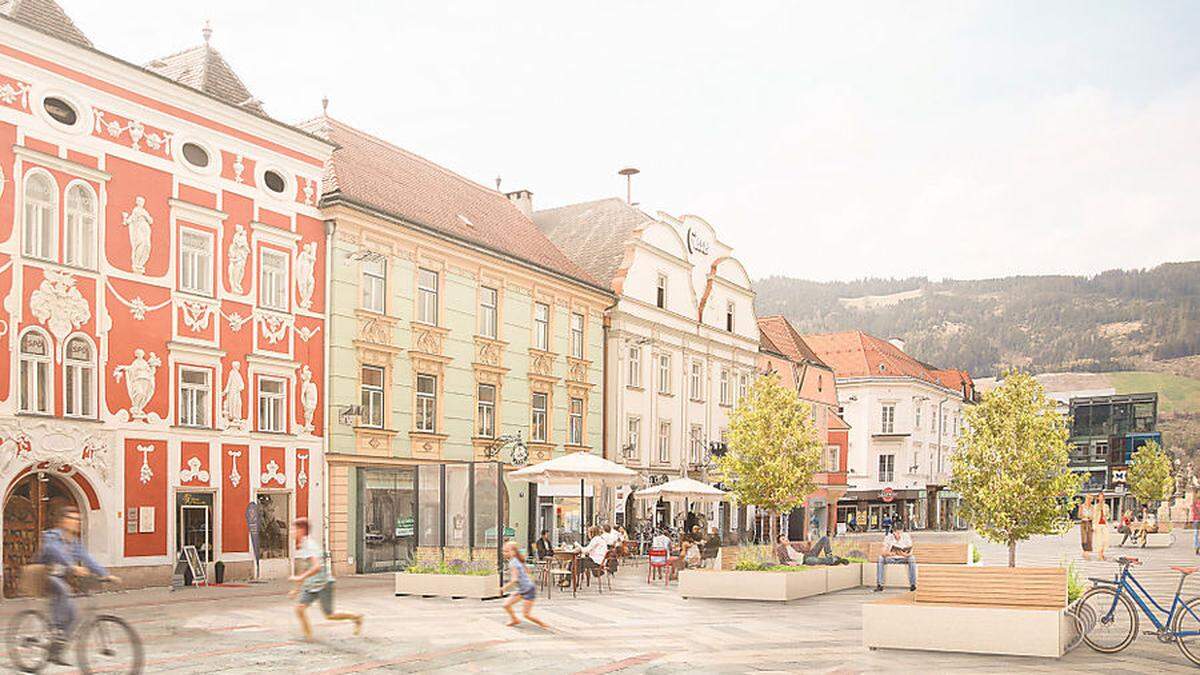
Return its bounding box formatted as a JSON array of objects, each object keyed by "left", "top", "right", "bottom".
[
  {"left": 863, "top": 566, "right": 1074, "bottom": 657},
  {"left": 863, "top": 542, "right": 973, "bottom": 588}
]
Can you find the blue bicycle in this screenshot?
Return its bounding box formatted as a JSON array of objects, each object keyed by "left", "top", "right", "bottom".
[{"left": 1077, "top": 556, "right": 1200, "bottom": 666}]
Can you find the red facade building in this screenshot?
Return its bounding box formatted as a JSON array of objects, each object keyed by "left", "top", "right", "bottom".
[{"left": 0, "top": 6, "right": 333, "bottom": 592}]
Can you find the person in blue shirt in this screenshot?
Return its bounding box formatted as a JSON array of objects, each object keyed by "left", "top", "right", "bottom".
[{"left": 35, "top": 503, "right": 119, "bottom": 665}]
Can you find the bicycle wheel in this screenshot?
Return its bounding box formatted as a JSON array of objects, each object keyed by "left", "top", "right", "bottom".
[
  {"left": 75, "top": 615, "right": 143, "bottom": 675},
  {"left": 1078, "top": 586, "right": 1138, "bottom": 653},
  {"left": 1171, "top": 596, "right": 1200, "bottom": 666},
  {"left": 6, "top": 608, "right": 51, "bottom": 673}
]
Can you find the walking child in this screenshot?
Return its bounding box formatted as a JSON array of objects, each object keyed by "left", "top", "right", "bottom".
[
  {"left": 500, "top": 541, "right": 548, "bottom": 629},
  {"left": 289, "top": 517, "right": 364, "bottom": 641}
]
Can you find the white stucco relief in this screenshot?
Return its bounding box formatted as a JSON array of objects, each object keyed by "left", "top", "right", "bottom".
[
  {"left": 113, "top": 349, "right": 162, "bottom": 422},
  {"left": 121, "top": 196, "right": 153, "bottom": 274}
]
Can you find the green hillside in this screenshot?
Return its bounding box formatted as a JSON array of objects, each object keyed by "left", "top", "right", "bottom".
[{"left": 1109, "top": 372, "right": 1200, "bottom": 416}]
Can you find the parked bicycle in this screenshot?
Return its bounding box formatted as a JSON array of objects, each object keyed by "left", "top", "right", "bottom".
[
  {"left": 1075, "top": 555, "right": 1200, "bottom": 666},
  {"left": 7, "top": 576, "right": 143, "bottom": 674}
]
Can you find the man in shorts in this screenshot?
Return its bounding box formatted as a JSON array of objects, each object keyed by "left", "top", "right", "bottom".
[{"left": 289, "top": 517, "right": 363, "bottom": 640}]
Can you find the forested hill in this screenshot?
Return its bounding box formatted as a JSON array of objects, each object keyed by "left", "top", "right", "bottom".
[{"left": 753, "top": 261, "right": 1200, "bottom": 378}]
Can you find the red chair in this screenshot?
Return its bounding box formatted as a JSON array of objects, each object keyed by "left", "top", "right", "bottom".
[{"left": 647, "top": 548, "right": 670, "bottom": 586}]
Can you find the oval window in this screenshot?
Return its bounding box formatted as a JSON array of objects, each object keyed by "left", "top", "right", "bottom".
[
  {"left": 181, "top": 142, "right": 210, "bottom": 168},
  {"left": 43, "top": 97, "right": 78, "bottom": 126},
  {"left": 263, "top": 170, "right": 287, "bottom": 194}
]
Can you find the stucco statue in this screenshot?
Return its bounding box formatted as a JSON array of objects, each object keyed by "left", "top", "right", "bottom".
[
  {"left": 113, "top": 349, "right": 161, "bottom": 419},
  {"left": 121, "top": 196, "right": 153, "bottom": 274},
  {"left": 299, "top": 364, "right": 318, "bottom": 433},
  {"left": 227, "top": 224, "right": 250, "bottom": 294},
  {"left": 296, "top": 241, "right": 317, "bottom": 310},
  {"left": 222, "top": 361, "right": 246, "bottom": 428}
]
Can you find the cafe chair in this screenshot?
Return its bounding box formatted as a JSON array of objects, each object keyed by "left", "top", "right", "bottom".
[{"left": 647, "top": 548, "right": 670, "bottom": 586}]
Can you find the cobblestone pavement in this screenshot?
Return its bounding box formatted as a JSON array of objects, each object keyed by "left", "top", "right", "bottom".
[{"left": 3, "top": 529, "right": 1199, "bottom": 674}]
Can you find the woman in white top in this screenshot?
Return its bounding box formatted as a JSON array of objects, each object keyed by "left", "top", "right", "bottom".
[{"left": 579, "top": 525, "right": 609, "bottom": 572}]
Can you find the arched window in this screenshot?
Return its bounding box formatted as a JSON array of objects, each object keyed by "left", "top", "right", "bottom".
[
  {"left": 64, "top": 182, "right": 96, "bottom": 269},
  {"left": 22, "top": 172, "right": 57, "bottom": 261},
  {"left": 64, "top": 335, "right": 95, "bottom": 418},
  {"left": 18, "top": 329, "right": 52, "bottom": 414}
]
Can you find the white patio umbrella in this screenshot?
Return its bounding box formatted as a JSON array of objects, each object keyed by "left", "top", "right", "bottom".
[
  {"left": 509, "top": 451, "right": 638, "bottom": 542},
  {"left": 634, "top": 477, "right": 728, "bottom": 527}
]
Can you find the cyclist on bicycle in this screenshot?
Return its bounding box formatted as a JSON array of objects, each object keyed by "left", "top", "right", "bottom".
[{"left": 34, "top": 503, "right": 119, "bottom": 666}]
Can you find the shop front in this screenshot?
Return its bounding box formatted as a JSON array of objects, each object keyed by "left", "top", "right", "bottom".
[{"left": 533, "top": 482, "right": 593, "bottom": 548}]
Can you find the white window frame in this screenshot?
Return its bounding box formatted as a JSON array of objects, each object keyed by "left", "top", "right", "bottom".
[
  {"left": 415, "top": 374, "right": 437, "bottom": 433},
  {"left": 361, "top": 258, "right": 386, "bottom": 314},
  {"left": 259, "top": 249, "right": 290, "bottom": 311},
  {"left": 416, "top": 268, "right": 439, "bottom": 325},
  {"left": 360, "top": 365, "right": 385, "bottom": 428},
  {"left": 534, "top": 302, "right": 550, "bottom": 351},
  {"left": 627, "top": 345, "right": 641, "bottom": 388},
  {"left": 570, "top": 312, "right": 584, "bottom": 359},
  {"left": 568, "top": 396, "right": 584, "bottom": 446},
  {"left": 737, "top": 372, "right": 749, "bottom": 404},
  {"left": 656, "top": 274, "right": 668, "bottom": 309},
  {"left": 479, "top": 286, "right": 498, "bottom": 339},
  {"left": 914, "top": 404, "right": 922, "bottom": 431},
  {"left": 719, "top": 368, "right": 731, "bottom": 405},
  {"left": 477, "top": 382, "right": 496, "bottom": 438},
  {"left": 658, "top": 354, "right": 671, "bottom": 394},
  {"left": 878, "top": 454, "right": 895, "bottom": 483},
  {"left": 18, "top": 328, "right": 52, "bottom": 415},
  {"left": 257, "top": 376, "right": 286, "bottom": 433},
  {"left": 179, "top": 227, "right": 214, "bottom": 297},
  {"left": 658, "top": 420, "right": 671, "bottom": 464},
  {"left": 881, "top": 403, "right": 896, "bottom": 434},
  {"left": 531, "top": 391, "right": 548, "bottom": 442},
  {"left": 689, "top": 360, "right": 703, "bottom": 401},
  {"left": 826, "top": 445, "right": 841, "bottom": 473},
  {"left": 178, "top": 366, "right": 212, "bottom": 428},
  {"left": 626, "top": 415, "right": 641, "bottom": 460},
  {"left": 63, "top": 335, "right": 95, "bottom": 418},
  {"left": 725, "top": 300, "right": 735, "bottom": 332},
  {"left": 22, "top": 170, "right": 57, "bottom": 262},
  {"left": 689, "top": 424, "right": 703, "bottom": 464},
  {"left": 63, "top": 181, "right": 96, "bottom": 269}
]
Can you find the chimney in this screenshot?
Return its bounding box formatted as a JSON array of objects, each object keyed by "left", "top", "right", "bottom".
[
  {"left": 505, "top": 189, "right": 533, "bottom": 218},
  {"left": 888, "top": 337, "right": 906, "bottom": 353}
]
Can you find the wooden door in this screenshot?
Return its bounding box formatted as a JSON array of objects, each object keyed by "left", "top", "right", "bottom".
[{"left": 3, "top": 473, "right": 80, "bottom": 598}]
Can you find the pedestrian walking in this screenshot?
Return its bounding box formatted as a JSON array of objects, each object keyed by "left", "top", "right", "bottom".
[
  {"left": 1092, "top": 493, "right": 1110, "bottom": 561},
  {"left": 500, "top": 541, "right": 549, "bottom": 629},
  {"left": 289, "top": 517, "right": 363, "bottom": 641},
  {"left": 1079, "top": 494, "right": 1094, "bottom": 560}
]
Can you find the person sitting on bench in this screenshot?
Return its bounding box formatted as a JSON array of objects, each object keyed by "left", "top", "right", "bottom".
[
  {"left": 874, "top": 521, "right": 917, "bottom": 592},
  {"left": 774, "top": 533, "right": 841, "bottom": 566}
]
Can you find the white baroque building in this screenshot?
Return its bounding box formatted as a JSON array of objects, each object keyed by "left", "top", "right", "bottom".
[{"left": 535, "top": 197, "right": 759, "bottom": 529}]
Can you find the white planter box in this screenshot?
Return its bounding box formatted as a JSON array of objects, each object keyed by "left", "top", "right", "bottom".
[
  {"left": 864, "top": 597, "right": 1075, "bottom": 658},
  {"left": 679, "top": 569, "right": 827, "bottom": 602},
  {"left": 394, "top": 573, "right": 500, "bottom": 599},
  {"left": 826, "top": 564, "right": 862, "bottom": 592}
]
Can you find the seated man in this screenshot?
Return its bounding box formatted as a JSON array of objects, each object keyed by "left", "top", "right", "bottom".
[
  {"left": 874, "top": 521, "right": 917, "bottom": 592},
  {"left": 702, "top": 526, "right": 722, "bottom": 562},
  {"left": 775, "top": 534, "right": 805, "bottom": 566}
]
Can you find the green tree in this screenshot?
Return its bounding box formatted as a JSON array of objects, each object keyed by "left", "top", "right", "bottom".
[
  {"left": 1128, "top": 439, "right": 1174, "bottom": 506},
  {"left": 716, "top": 371, "right": 823, "bottom": 543},
  {"left": 950, "top": 370, "right": 1081, "bottom": 567}
]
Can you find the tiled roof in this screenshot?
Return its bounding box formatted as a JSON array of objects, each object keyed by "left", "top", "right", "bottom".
[
  {"left": 803, "top": 330, "right": 973, "bottom": 396},
  {"left": 757, "top": 315, "right": 827, "bottom": 367},
  {"left": 0, "top": 0, "right": 92, "bottom": 47},
  {"left": 533, "top": 198, "right": 652, "bottom": 291},
  {"left": 828, "top": 412, "right": 851, "bottom": 431},
  {"left": 300, "top": 116, "right": 603, "bottom": 291},
  {"left": 145, "top": 44, "right": 265, "bottom": 115}
]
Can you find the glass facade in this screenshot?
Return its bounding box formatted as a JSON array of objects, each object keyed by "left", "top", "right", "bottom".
[{"left": 356, "top": 467, "right": 417, "bottom": 573}]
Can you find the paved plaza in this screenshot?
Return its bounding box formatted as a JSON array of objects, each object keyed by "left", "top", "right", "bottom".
[{"left": 4, "top": 527, "right": 1200, "bottom": 673}]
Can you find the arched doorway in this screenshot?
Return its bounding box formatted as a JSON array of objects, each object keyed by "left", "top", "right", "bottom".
[{"left": 3, "top": 471, "right": 82, "bottom": 598}]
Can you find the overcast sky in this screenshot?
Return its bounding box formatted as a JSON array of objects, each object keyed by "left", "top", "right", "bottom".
[{"left": 64, "top": 1, "right": 1200, "bottom": 282}]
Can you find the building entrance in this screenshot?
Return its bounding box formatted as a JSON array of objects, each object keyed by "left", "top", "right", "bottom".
[{"left": 3, "top": 472, "right": 82, "bottom": 597}]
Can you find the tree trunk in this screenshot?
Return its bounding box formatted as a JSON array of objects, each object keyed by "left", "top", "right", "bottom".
[
  {"left": 1008, "top": 540, "right": 1017, "bottom": 567},
  {"left": 769, "top": 510, "right": 779, "bottom": 544}
]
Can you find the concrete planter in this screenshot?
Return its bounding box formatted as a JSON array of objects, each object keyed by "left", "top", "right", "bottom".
[
  {"left": 394, "top": 572, "right": 501, "bottom": 599},
  {"left": 679, "top": 568, "right": 827, "bottom": 602},
  {"left": 826, "top": 563, "right": 862, "bottom": 592}
]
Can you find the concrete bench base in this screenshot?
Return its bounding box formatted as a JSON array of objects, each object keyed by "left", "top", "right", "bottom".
[
  {"left": 826, "top": 563, "right": 862, "bottom": 592},
  {"left": 863, "top": 595, "right": 1075, "bottom": 658},
  {"left": 679, "top": 568, "right": 829, "bottom": 601},
  {"left": 394, "top": 573, "right": 501, "bottom": 599}
]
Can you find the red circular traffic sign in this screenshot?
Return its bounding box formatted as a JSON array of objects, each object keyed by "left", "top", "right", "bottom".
[{"left": 881, "top": 487, "right": 895, "bottom": 503}]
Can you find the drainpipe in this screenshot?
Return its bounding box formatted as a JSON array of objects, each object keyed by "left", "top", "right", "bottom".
[{"left": 322, "top": 219, "right": 335, "bottom": 564}]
